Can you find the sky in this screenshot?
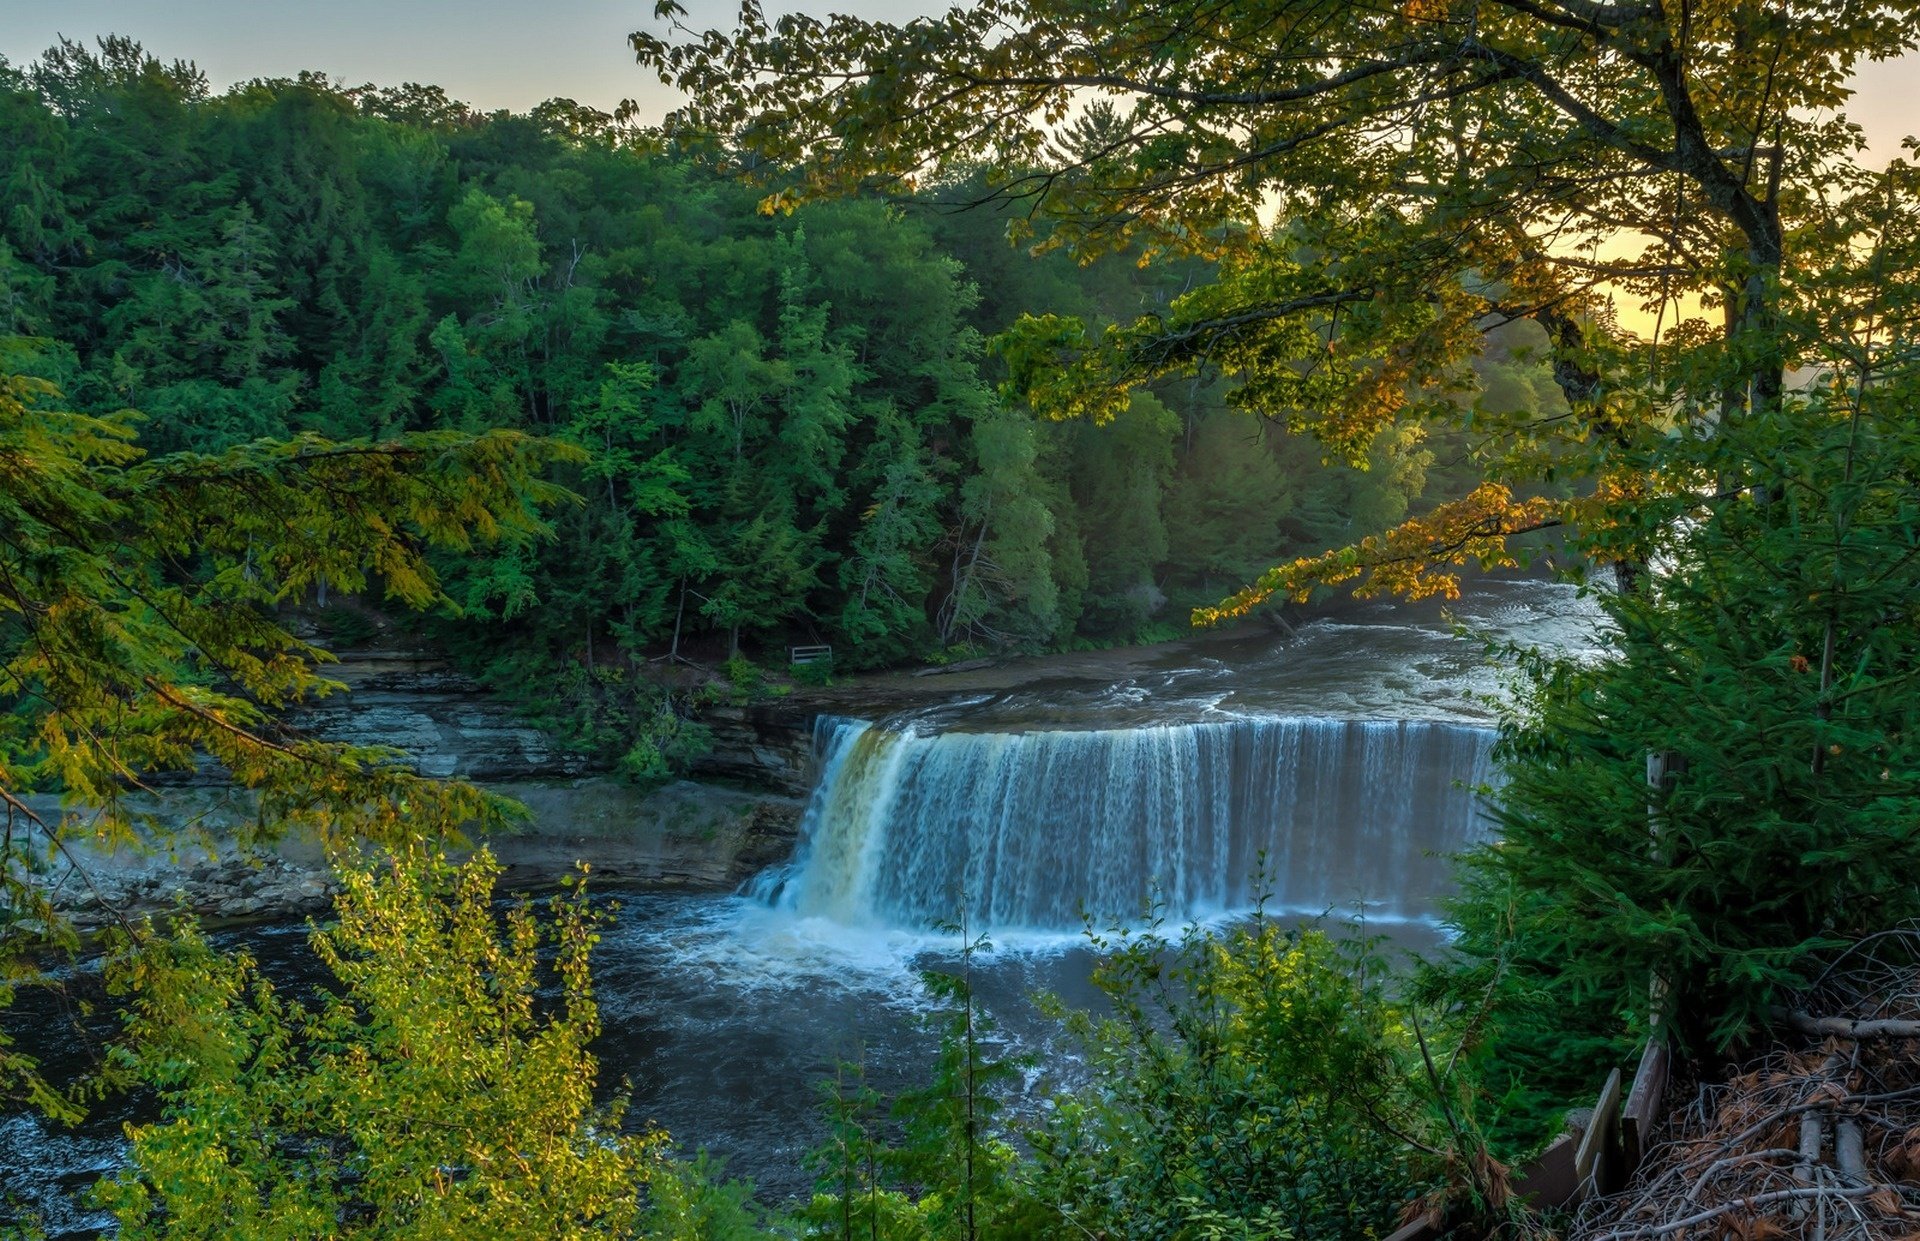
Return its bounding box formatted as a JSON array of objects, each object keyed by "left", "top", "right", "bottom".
[{"left": 1, "top": 1, "right": 1915, "bottom": 163}]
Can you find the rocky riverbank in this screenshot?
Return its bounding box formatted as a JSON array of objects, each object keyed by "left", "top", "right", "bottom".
[
  {"left": 30, "top": 778, "right": 803, "bottom": 927},
  {"left": 22, "top": 612, "right": 1330, "bottom": 928},
  {"left": 28, "top": 645, "right": 811, "bottom": 927}
]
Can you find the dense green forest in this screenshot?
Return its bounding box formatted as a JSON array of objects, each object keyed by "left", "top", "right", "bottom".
[
  {"left": 0, "top": 37, "right": 1558, "bottom": 702},
  {"left": 9, "top": 7, "right": 1920, "bottom": 1237}
]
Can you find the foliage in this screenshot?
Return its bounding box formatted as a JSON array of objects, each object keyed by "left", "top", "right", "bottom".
[
  {"left": 800, "top": 913, "right": 1500, "bottom": 1241},
  {"left": 1441, "top": 361, "right": 1920, "bottom": 1142},
  {"left": 620, "top": 705, "right": 714, "bottom": 789},
  {"left": 0, "top": 37, "right": 1470, "bottom": 679},
  {"left": 96, "top": 845, "right": 779, "bottom": 1239},
  {"left": 638, "top": 0, "right": 1917, "bottom": 612},
  {"left": 803, "top": 927, "right": 1025, "bottom": 1240},
  {"left": 457, "top": 646, "right": 710, "bottom": 790},
  {"left": 0, "top": 350, "right": 566, "bottom": 1112},
  {"left": 1423, "top": 159, "right": 1920, "bottom": 1145},
  {"left": 1012, "top": 915, "right": 1440, "bottom": 1241}
]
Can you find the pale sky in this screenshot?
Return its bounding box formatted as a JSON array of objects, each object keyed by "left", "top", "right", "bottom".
[{"left": 1, "top": 1, "right": 1914, "bottom": 163}]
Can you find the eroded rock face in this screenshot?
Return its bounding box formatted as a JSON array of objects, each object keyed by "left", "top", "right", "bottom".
[
  {"left": 28, "top": 646, "right": 814, "bottom": 925},
  {"left": 32, "top": 780, "right": 803, "bottom": 927},
  {"left": 288, "top": 650, "right": 591, "bottom": 782},
  {"left": 689, "top": 702, "right": 819, "bottom": 796},
  {"left": 483, "top": 779, "right": 803, "bottom": 892}
]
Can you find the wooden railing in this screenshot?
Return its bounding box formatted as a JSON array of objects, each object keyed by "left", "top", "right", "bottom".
[{"left": 789, "top": 644, "right": 833, "bottom": 666}]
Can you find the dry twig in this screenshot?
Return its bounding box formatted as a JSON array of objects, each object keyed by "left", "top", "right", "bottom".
[{"left": 1573, "top": 927, "right": 1920, "bottom": 1240}]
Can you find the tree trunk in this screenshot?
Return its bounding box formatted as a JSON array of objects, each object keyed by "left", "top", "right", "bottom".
[
  {"left": 1646, "top": 749, "right": 1686, "bottom": 1027},
  {"left": 670, "top": 580, "right": 687, "bottom": 661}
]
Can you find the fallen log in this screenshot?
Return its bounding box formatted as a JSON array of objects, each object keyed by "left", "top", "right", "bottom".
[
  {"left": 1835, "top": 1116, "right": 1867, "bottom": 1185},
  {"left": 1772, "top": 1008, "right": 1920, "bottom": 1040}
]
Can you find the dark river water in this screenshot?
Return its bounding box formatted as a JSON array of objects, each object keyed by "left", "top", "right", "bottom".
[{"left": 1, "top": 579, "right": 1605, "bottom": 1236}]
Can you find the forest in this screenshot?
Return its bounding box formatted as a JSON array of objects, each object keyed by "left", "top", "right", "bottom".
[
  {"left": 0, "top": 36, "right": 1553, "bottom": 674},
  {"left": 5, "top": 1, "right": 1920, "bottom": 1238}
]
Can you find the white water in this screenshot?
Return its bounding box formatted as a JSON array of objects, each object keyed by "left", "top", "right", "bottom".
[{"left": 754, "top": 713, "right": 1496, "bottom": 934}]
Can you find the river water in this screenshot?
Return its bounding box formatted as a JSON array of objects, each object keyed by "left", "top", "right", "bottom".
[{"left": 0, "top": 579, "right": 1606, "bottom": 1235}]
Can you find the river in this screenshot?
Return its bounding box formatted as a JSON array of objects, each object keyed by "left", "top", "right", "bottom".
[{"left": 0, "top": 578, "right": 1606, "bottom": 1235}]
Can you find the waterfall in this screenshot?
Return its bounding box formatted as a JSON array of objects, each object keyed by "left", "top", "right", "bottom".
[{"left": 761, "top": 713, "right": 1496, "bottom": 931}]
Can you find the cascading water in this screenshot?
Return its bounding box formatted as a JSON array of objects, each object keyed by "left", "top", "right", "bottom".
[{"left": 758, "top": 713, "right": 1496, "bottom": 931}]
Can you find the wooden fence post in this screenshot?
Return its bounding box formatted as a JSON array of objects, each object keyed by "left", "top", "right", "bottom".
[
  {"left": 1621, "top": 1036, "right": 1673, "bottom": 1173},
  {"left": 1574, "top": 1067, "right": 1624, "bottom": 1200}
]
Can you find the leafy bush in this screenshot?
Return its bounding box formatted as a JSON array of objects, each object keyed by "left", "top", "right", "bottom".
[
  {"left": 788, "top": 657, "right": 837, "bottom": 688},
  {"left": 457, "top": 646, "right": 717, "bottom": 789},
  {"left": 722, "top": 653, "right": 768, "bottom": 699},
  {"left": 619, "top": 705, "right": 715, "bottom": 789},
  {"left": 1013, "top": 916, "right": 1437, "bottom": 1241},
  {"left": 96, "top": 847, "right": 781, "bottom": 1239}
]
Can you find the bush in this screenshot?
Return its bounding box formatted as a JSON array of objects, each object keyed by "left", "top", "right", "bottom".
[
  {"left": 96, "top": 847, "right": 784, "bottom": 1239},
  {"left": 722, "top": 653, "right": 767, "bottom": 699},
  {"left": 1010, "top": 916, "right": 1438, "bottom": 1240},
  {"left": 620, "top": 704, "right": 715, "bottom": 790},
  {"left": 788, "top": 656, "right": 836, "bottom": 687}
]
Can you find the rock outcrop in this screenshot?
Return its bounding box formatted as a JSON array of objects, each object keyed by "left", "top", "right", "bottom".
[
  {"left": 287, "top": 648, "right": 593, "bottom": 781},
  {"left": 688, "top": 702, "right": 819, "bottom": 796},
  {"left": 32, "top": 647, "right": 813, "bottom": 925},
  {"left": 33, "top": 778, "right": 803, "bottom": 927}
]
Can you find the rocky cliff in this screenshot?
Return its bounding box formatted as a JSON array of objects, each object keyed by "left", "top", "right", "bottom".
[
  {"left": 688, "top": 701, "right": 820, "bottom": 796},
  {"left": 39, "top": 647, "right": 813, "bottom": 925},
  {"left": 287, "top": 648, "right": 593, "bottom": 781}
]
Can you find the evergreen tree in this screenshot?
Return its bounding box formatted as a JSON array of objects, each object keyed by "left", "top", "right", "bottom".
[
  {"left": 835, "top": 413, "right": 941, "bottom": 666},
  {"left": 1164, "top": 412, "right": 1296, "bottom": 598},
  {"left": 945, "top": 406, "right": 1058, "bottom": 648},
  {"left": 1067, "top": 391, "right": 1178, "bottom": 637}
]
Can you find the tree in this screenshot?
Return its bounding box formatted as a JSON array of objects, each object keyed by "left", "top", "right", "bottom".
[
  {"left": 1, "top": 29, "right": 1552, "bottom": 677},
  {"left": 701, "top": 494, "right": 824, "bottom": 657},
  {"left": 95, "top": 846, "right": 779, "bottom": 1239},
  {"left": 1064, "top": 391, "right": 1177, "bottom": 637},
  {"left": 562, "top": 359, "right": 693, "bottom": 645},
  {"left": 803, "top": 925, "right": 1026, "bottom": 1241},
  {"left": 1013, "top": 917, "right": 1440, "bottom": 1240},
  {"left": 313, "top": 243, "right": 432, "bottom": 439},
  {"left": 1163, "top": 410, "right": 1297, "bottom": 597},
  {"left": 834, "top": 412, "right": 941, "bottom": 666},
  {"left": 98, "top": 200, "right": 302, "bottom": 453},
  {"left": 0, "top": 349, "right": 574, "bottom": 1112},
  {"left": 944, "top": 405, "right": 1059, "bottom": 648},
  {"left": 638, "top": 0, "right": 1917, "bottom": 602},
  {"left": 433, "top": 188, "right": 547, "bottom": 428},
  {"left": 766, "top": 233, "right": 855, "bottom": 513},
  {"left": 1437, "top": 202, "right": 1920, "bottom": 1131},
  {"left": 0, "top": 67, "right": 77, "bottom": 336}
]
